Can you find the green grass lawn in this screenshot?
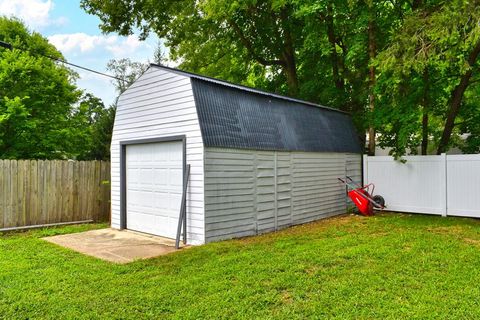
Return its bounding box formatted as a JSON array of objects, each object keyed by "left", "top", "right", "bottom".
[{"left": 1, "top": 213, "right": 480, "bottom": 319}]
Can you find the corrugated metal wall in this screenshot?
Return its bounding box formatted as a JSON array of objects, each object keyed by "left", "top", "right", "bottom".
[
  {"left": 346, "top": 153, "right": 362, "bottom": 209},
  {"left": 346, "top": 154, "right": 362, "bottom": 182},
  {"left": 204, "top": 149, "right": 256, "bottom": 240},
  {"left": 204, "top": 148, "right": 362, "bottom": 242}
]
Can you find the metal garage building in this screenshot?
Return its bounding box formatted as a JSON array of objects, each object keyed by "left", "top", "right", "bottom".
[{"left": 110, "top": 64, "right": 362, "bottom": 245}]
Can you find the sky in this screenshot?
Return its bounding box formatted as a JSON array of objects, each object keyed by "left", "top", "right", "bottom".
[{"left": 0, "top": 0, "right": 159, "bottom": 106}]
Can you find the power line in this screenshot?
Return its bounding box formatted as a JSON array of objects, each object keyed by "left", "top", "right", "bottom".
[
  {"left": 0, "top": 41, "right": 12, "bottom": 50},
  {"left": 0, "top": 40, "right": 124, "bottom": 82}
]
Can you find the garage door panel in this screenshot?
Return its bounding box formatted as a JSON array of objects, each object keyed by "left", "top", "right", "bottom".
[
  {"left": 138, "top": 169, "right": 154, "bottom": 185},
  {"left": 128, "top": 168, "right": 140, "bottom": 184},
  {"left": 169, "top": 168, "right": 183, "bottom": 186},
  {"left": 170, "top": 148, "right": 182, "bottom": 161},
  {"left": 126, "top": 140, "right": 183, "bottom": 239},
  {"left": 154, "top": 192, "right": 174, "bottom": 208},
  {"left": 152, "top": 147, "right": 166, "bottom": 161},
  {"left": 127, "top": 190, "right": 153, "bottom": 208},
  {"left": 153, "top": 168, "right": 168, "bottom": 184},
  {"left": 168, "top": 193, "right": 182, "bottom": 210},
  {"left": 128, "top": 212, "right": 155, "bottom": 229},
  {"left": 128, "top": 202, "right": 156, "bottom": 215}
]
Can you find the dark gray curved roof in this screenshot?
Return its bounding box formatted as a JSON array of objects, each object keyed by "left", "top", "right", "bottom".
[{"left": 151, "top": 64, "right": 362, "bottom": 154}]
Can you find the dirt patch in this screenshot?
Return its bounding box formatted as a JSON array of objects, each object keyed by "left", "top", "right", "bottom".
[
  {"left": 280, "top": 290, "right": 293, "bottom": 304},
  {"left": 304, "top": 265, "right": 320, "bottom": 275},
  {"left": 427, "top": 226, "right": 465, "bottom": 235},
  {"left": 463, "top": 238, "right": 480, "bottom": 246},
  {"left": 426, "top": 226, "right": 480, "bottom": 247},
  {"left": 369, "top": 231, "right": 389, "bottom": 237}
]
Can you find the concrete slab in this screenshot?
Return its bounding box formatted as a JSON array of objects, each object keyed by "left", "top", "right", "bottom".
[{"left": 43, "top": 228, "right": 184, "bottom": 263}]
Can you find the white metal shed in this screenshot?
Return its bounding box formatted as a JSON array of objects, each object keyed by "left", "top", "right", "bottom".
[{"left": 111, "top": 64, "right": 362, "bottom": 245}]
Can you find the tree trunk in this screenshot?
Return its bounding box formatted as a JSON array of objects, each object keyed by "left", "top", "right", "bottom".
[
  {"left": 367, "top": 15, "right": 376, "bottom": 156},
  {"left": 421, "top": 69, "right": 429, "bottom": 155},
  {"left": 421, "top": 108, "right": 429, "bottom": 155},
  {"left": 412, "top": 0, "right": 422, "bottom": 10},
  {"left": 421, "top": 109, "right": 429, "bottom": 155},
  {"left": 437, "top": 38, "right": 480, "bottom": 154},
  {"left": 280, "top": 8, "right": 299, "bottom": 96},
  {"left": 283, "top": 53, "right": 298, "bottom": 96},
  {"left": 325, "top": 4, "right": 344, "bottom": 91}
]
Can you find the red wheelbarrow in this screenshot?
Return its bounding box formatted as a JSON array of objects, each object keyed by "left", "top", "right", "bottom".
[{"left": 338, "top": 176, "right": 386, "bottom": 216}]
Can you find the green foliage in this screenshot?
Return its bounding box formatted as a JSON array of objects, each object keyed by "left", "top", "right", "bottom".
[
  {"left": 106, "top": 58, "right": 149, "bottom": 96},
  {"left": 2, "top": 214, "right": 480, "bottom": 318},
  {"left": 80, "top": 0, "right": 480, "bottom": 156},
  {"left": 0, "top": 17, "right": 115, "bottom": 160},
  {"left": 88, "top": 105, "right": 116, "bottom": 160},
  {"left": 0, "top": 17, "right": 82, "bottom": 159},
  {"left": 77, "top": 57, "right": 154, "bottom": 161},
  {"left": 81, "top": 0, "right": 305, "bottom": 94},
  {"left": 69, "top": 93, "right": 115, "bottom": 161},
  {"left": 374, "top": 0, "right": 480, "bottom": 156},
  {"left": 78, "top": 0, "right": 407, "bottom": 148},
  {"left": 456, "top": 87, "right": 480, "bottom": 153}
]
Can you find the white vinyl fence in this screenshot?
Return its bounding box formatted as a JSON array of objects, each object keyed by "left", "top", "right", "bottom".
[{"left": 363, "top": 154, "right": 480, "bottom": 218}]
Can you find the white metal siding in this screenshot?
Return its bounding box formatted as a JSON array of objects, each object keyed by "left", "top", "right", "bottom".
[
  {"left": 346, "top": 154, "right": 362, "bottom": 184},
  {"left": 291, "top": 153, "right": 348, "bottom": 224},
  {"left": 204, "top": 148, "right": 358, "bottom": 242},
  {"left": 204, "top": 149, "right": 256, "bottom": 240},
  {"left": 111, "top": 68, "right": 205, "bottom": 244},
  {"left": 346, "top": 153, "right": 362, "bottom": 209},
  {"left": 256, "top": 151, "right": 276, "bottom": 233},
  {"left": 275, "top": 153, "right": 293, "bottom": 230}
]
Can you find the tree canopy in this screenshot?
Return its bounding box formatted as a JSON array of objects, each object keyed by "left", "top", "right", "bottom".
[
  {"left": 81, "top": 0, "right": 480, "bottom": 157},
  {"left": 0, "top": 17, "right": 112, "bottom": 160},
  {"left": 375, "top": 0, "right": 480, "bottom": 155},
  {"left": 0, "top": 17, "right": 82, "bottom": 159}
]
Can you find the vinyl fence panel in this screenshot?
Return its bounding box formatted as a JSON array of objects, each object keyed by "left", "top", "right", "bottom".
[
  {"left": 364, "top": 154, "right": 480, "bottom": 218},
  {"left": 363, "top": 155, "right": 447, "bottom": 216},
  {"left": 446, "top": 154, "right": 480, "bottom": 218}
]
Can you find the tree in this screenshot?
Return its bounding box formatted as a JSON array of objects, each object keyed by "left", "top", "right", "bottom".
[
  {"left": 106, "top": 58, "right": 149, "bottom": 97},
  {"left": 374, "top": 0, "right": 480, "bottom": 157},
  {"left": 77, "top": 57, "right": 151, "bottom": 161},
  {"left": 70, "top": 93, "right": 114, "bottom": 161},
  {"left": 81, "top": 0, "right": 480, "bottom": 156},
  {"left": 80, "top": 0, "right": 307, "bottom": 96},
  {"left": 80, "top": 0, "right": 404, "bottom": 145},
  {"left": 0, "top": 17, "right": 81, "bottom": 159},
  {"left": 0, "top": 17, "right": 120, "bottom": 160},
  {"left": 88, "top": 106, "right": 116, "bottom": 160}
]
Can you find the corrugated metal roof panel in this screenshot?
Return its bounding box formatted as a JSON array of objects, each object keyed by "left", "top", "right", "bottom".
[
  {"left": 150, "top": 63, "right": 346, "bottom": 114},
  {"left": 191, "top": 78, "right": 362, "bottom": 154}
]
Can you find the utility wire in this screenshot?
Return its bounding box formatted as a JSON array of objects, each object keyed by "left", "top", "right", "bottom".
[
  {"left": 0, "top": 41, "right": 12, "bottom": 50},
  {"left": 0, "top": 40, "right": 124, "bottom": 82}
]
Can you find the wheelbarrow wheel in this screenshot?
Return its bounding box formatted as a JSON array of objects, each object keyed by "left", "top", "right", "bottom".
[{"left": 372, "top": 195, "right": 385, "bottom": 208}]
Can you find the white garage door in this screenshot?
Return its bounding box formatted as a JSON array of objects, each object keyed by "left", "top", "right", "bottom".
[{"left": 126, "top": 141, "right": 183, "bottom": 238}]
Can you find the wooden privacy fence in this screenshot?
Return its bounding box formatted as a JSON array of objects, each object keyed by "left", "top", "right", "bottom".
[{"left": 0, "top": 160, "right": 110, "bottom": 230}]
